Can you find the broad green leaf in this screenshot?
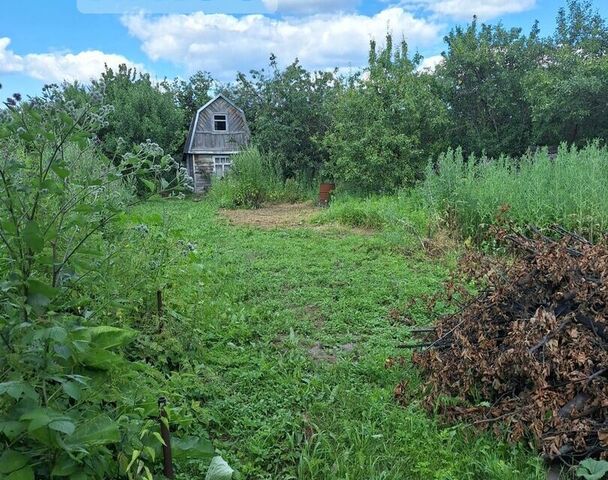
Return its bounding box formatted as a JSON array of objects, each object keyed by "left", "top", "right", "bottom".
[
  {"left": 0, "top": 381, "right": 38, "bottom": 401},
  {"left": 0, "top": 420, "right": 26, "bottom": 440},
  {"left": 26, "top": 279, "right": 58, "bottom": 307},
  {"left": 51, "top": 164, "right": 70, "bottom": 179},
  {"left": 126, "top": 450, "right": 141, "bottom": 471},
  {"left": 22, "top": 221, "right": 44, "bottom": 252},
  {"left": 49, "top": 419, "right": 76, "bottom": 435},
  {"left": 6, "top": 465, "right": 34, "bottom": 480},
  {"left": 1, "top": 219, "right": 17, "bottom": 235},
  {"left": 51, "top": 454, "right": 79, "bottom": 477},
  {"left": 78, "top": 348, "right": 122, "bottom": 369},
  {"left": 18, "top": 130, "right": 35, "bottom": 142},
  {"left": 20, "top": 408, "right": 53, "bottom": 432},
  {"left": 65, "top": 415, "right": 119, "bottom": 447},
  {"left": 152, "top": 431, "right": 166, "bottom": 446},
  {"left": 88, "top": 326, "right": 137, "bottom": 349},
  {"left": 576, "top": 459, "right": 608, "bottom": 480},
  {"left": 34, "top": 326, "right": 67, "bottom": 342},
  {"left": 142, "top": 178, "right": 156, "bottom": 192},
  {"left": 144, "top": 446, "right": 156, "bottom": 462},
  {"left": 205, "top": 456, "right": 234, "bottom": 480},
  {"left": 173, "top": 436, "right": 214, "bottom": 460},
  {"left": 54, "top": 344, "right": 72, "bottom": 360},
  {"left": 0, "top": 450, "right": 28, "bottom": 474},
  {"left": 61, "top": 381, "right": 82, "bottom": 401}
]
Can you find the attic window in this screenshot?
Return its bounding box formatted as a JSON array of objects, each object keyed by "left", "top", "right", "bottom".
[{"left": 213, "top": 114, "right": 227, "bottom": 131}]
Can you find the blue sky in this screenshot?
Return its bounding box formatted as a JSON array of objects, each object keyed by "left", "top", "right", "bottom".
[{"left": 1, "top": 0, "right": 607, "bottom": 97}]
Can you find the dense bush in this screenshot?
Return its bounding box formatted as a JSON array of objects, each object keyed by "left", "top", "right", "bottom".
[
  {"left": 323, "top": 36, "right": 448, "bottom": 194},
  {"left": 422, "top": 143, "right": 608, "bottom": 241},
  {"left": 207, "top": 148, "right": 310, "bottom": 208},
  {"left": 95, "top": 65, "right": 186, "bottom": 158},
  {"left": 221, "top": 57, "right": 335, "bottom": 181},
  {"left": 0, "top": 92, "right": 218, "bottom": 478}
]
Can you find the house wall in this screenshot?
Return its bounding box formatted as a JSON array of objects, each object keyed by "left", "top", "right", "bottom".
[
  {"left": 191, "top": 154, "right": 215, "bottom": 192},
  {"left": 190, "top": 97, "right": 250, "bottom": 153}
]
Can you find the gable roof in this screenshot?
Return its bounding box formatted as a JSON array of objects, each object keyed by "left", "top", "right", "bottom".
[
  {"left": 183, "top": 93, "right": 248, "bottom": 155},
  {"left": 196, "top": 93, "right": 245, "bottom": 117}
]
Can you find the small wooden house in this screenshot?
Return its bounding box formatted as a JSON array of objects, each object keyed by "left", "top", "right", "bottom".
[{"left": 183, "top": 94, "right": 251, "bottom": 192}]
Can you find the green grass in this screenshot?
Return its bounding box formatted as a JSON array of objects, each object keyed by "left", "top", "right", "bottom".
[
  {"left": 422, "top": 144, "right": 608, "bottom": 242},
  {"left": 133, "top": 199, "right": 543, "bottom": 479},
  {"left": 206, "top": 147, "right": 312, "bottom": 208}
]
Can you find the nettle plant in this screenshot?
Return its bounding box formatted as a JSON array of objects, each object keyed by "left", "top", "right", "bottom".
[{"left": 0, "top": 91, "right": 209, "bottom": 479}]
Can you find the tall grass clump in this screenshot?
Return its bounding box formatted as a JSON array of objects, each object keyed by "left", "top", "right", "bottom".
[
  {"left": 422, "top": 143, "right": 608, "bottom": 241},
  {"left": 207, "top": 147, "right": 311, "bottom": 208},
  {"left": 313, "top": 190, "right": 436, "bottom": 241}
]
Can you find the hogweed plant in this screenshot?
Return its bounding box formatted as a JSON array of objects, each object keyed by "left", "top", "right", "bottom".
[{"left": 0, "top": 89, "right": 214, "bottom": 479}]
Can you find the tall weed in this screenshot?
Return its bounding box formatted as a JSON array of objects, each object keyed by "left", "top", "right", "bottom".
[
  {"left": 207, "top": 148, "right": 311, "bottom": 208},
  {"left": 422, "top": 144, "right": 608, "bottom": 242},
  {"left": 312, "top": 191, "right": 441, "bottom": 252}
]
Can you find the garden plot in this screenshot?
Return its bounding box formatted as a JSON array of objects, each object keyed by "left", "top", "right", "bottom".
[{"left": 219, "top": 202, "right": 317, "bottom": 228}]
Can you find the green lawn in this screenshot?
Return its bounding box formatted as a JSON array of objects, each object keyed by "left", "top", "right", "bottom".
[{"left": 134, "top": 200, "right": 543, "bottom": 479}]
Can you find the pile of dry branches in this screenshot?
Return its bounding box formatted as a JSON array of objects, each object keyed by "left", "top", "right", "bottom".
[{"left": 412, "top": 229, "right": 608, "bottom": 461}]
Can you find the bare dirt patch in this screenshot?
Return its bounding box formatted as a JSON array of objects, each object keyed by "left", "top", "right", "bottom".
[
  {"left": 307, "top": 342, "right": 357, "bottom": 363},
  {"left": 220, "top": 203, "right": 318, "bottom": 229}
]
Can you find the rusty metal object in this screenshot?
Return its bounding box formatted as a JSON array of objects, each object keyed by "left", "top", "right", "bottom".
[{"left": 319, "top": 183, "right": 335, "bottom": 206}]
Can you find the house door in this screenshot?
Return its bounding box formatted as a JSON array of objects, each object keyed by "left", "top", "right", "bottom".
[{"left": 213, "top": 156, "right": 231, "bottom": 177}]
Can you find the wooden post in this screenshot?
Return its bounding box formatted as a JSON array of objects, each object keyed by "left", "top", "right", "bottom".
[
  {"left": 158, "top": 397, "right": 174, "bottom": 479},
  {"left": 157, "top": 289, "right": 163, "bottom": 316}
]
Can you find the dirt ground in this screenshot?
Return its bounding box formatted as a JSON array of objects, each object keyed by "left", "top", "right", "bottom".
[{"left": 219, "top": 202, "right": 318, "bottom": 228}]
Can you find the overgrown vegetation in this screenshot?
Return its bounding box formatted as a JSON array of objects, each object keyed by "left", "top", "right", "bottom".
[
  {"left": 207, "top": 148, "right": 310, "bottom": 208},
  {"left": 3, "top": 0, "right": 608, "bottom": 477},
  {"left": 0, "top": 91, "right": 224, "bottom": 478},
  {"left": 321, "top": 37, "right": 448, "bottom": 194},
  {"left": 313, "top": 192, "right": 435, "bottom": 245},
  {"left": 17, "top": 1, "right": 607, "bottom": 199},
  {"left": 422, "top": 143, "right": 608, "bottom": 242},
  {"left": 129, "top": 200, "right": 543, "bottom": 479}
]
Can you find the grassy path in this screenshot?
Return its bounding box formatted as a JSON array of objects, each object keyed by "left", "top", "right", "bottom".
[{"left": 140, "top": 200, "right": 542, "bottom": 479}]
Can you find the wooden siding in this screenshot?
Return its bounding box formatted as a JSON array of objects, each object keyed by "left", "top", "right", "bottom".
[
  {"left": 191, "top": 154, "right": 215, "bottom": 192},
  {"left": 190, "top": 132, "right": 249, "bottom": 153},
  {"left": 188, "top": 96, "right": 250, "bottom": 153}
]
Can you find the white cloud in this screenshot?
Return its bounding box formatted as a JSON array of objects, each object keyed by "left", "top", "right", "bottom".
[
  {"left": 418, "top": 54, "right": 444, "bottom": 72},
  {"left": 400, "top": 0, "right": 536, "bottom": 20},
  {"left": 0, "top": 37, "right": 144, "bottom": 83},
  {"left": 122, "top": 8, "right": 443, "bottom": 79},
  {"left": 262, "top": 0, "right": 360, "bottom": 14},
  {"left": 0, "top": 38, "right": 24, "bottom": 73}
]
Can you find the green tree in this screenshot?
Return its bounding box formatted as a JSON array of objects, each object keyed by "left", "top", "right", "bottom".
[
  {"left": 323, "top": 35, "right": 448, "bottom": 193},
  {"left": 222, "top": 55, "right": 336, "bottom": 180},
  {"left": 437, "top": 19, "right": 544, "bottom": 157},
  {"left": 165, "top": 71, "right": 214, "bottom": 125},
  {"left": 525, "top": 0, "right": 608, "bottom": 145},
  {"left": 95, "top": 64, "right": 185, "bottom": 157}
]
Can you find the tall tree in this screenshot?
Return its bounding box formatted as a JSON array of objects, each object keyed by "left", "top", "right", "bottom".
[
  {"left": 166, "top": 71, "right": 214, "bottom": 124},
  {"left": 323, "top": 35, "right": 448, "bottom": 193},
  {"left": 94, "top": 64, "right": 185, "bottom": 157},
  {"left": 222, "top": 56, "right": 336, "bottom": 180},
  {"left": 525, "top": 0, "right": 608, "bottom": 145},
  {"left": 437, "top": 19, "right": 544, "bottom": 157}
]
